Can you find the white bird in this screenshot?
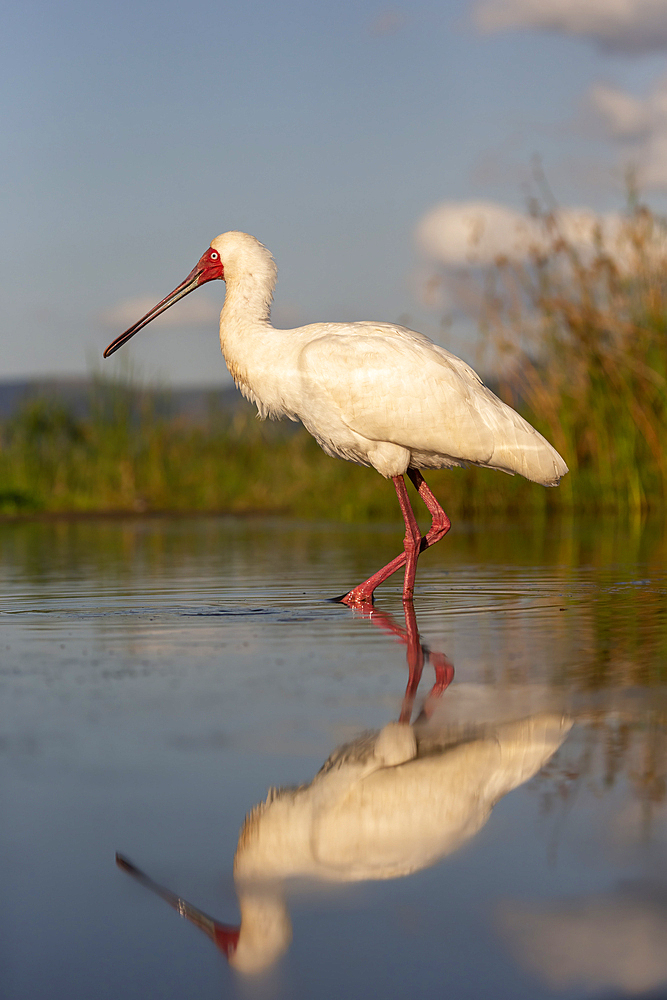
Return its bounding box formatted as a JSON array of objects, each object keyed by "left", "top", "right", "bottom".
[
  {"left": 104, "top": 232, "right": 568, "bottom": 605},
  {"left": 117, "top": 710, "right": 572, "bottom": 974}
]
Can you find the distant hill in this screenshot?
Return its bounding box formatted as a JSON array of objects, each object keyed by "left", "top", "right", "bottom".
[{"left": 0, "top": 378, "right": 248, "bottom": 422}]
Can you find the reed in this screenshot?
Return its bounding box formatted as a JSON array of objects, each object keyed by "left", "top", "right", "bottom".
[{"left": 481, "top": 196, "right": 667, "bottom": 512}]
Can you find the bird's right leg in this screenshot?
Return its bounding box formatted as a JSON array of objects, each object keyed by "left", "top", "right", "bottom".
[{"left": 338, "top": 470, "right": 451, "bottom": 607}]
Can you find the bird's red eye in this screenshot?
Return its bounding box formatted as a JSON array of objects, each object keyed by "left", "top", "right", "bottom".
[{"left": 210, "top": 251, "right": 219, "bottom": 260}]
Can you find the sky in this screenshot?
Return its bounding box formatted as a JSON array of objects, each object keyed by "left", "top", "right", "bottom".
[{"left": 4, "top": 0, "right": 667, "bottom": 386}]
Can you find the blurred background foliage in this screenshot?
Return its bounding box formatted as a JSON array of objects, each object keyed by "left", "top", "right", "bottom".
[
  {"left": 481, "top": 192, "right": 667, "bottom": 514},
  {"left": 2, "top": 196, "right": 667, "bottom": 520}
]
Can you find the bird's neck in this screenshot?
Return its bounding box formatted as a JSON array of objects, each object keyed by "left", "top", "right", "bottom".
[
  {"left": 234, "top": 792, "right": 315, "bottom": 880},
  {"left": 218, "top": 266, "right": 275, "bottom": 398},
  {"left": 218, "top": 264, "right": 301, "bottom": 419},
  {"left": 221, "top": 260, "right": 275, "bottom": 329}
]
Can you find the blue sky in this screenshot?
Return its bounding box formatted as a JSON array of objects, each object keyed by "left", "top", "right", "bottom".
[{"left": 4, "top": 0, "right": 667, "bottom": 384}]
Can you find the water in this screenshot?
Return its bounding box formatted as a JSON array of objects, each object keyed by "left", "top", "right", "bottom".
[{"left": 1, "top": 515, "right": 666, "bottom": 998}]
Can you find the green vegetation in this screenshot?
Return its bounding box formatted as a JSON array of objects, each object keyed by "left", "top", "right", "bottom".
[
  {"left": 3, "top": 198, "right": 667, "bottom": 519},
  {"left": 482, "top": 196, "right": 667, "bottom": 512},
  {"left": 0, "top": 385, "right": 549, "bottom": 519}
]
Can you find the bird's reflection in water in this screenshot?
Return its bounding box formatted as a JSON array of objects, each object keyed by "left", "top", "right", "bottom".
[{"left": 117, "top": 598, "right": 571, "bottom": 975}]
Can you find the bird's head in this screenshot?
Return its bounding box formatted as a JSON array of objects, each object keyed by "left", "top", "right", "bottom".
[
  {"left": 209, "top": 231, "right": 275, "bottom": 281},
  {"left": 103, "top": 241, "right": 224, "bottom": 358},
  {"left": 104, "top": 229, "right": 271, "bottom": 361}
]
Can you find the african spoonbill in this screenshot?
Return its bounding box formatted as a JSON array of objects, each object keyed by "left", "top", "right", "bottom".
[{"left": 104, "top": 232, "right": 568, "bottom": 605}]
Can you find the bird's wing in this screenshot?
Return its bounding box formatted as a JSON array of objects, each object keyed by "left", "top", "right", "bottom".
[
  {"left": 297, "top": 325, "right": 495, "bottom": 464},
  {"left": 297, "top": 323, "right": 568, "bottom": 484}
]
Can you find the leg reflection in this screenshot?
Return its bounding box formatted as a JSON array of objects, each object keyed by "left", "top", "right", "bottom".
[{"left": 353, "top": 596, "right": 454, "bottom": 724}]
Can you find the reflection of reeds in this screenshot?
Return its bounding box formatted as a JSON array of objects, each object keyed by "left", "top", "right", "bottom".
[
  {"left": 536, "top": 706, "right": 667, "bottom": 826},
  {"left": 533, "top": 565, "right": 667, "bottom": 817},
  {"left": 482, "top": 198, "right": 667, "bottom": 512}
]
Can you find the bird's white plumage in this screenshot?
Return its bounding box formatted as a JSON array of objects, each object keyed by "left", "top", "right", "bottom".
[{"left": 211, "top": 231, "right": 568, "bottom": 485}]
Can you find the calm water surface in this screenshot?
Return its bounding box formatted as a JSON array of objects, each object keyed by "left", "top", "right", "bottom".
[{"left": 1, "top": 515, "right": 666, "bottom": 998}]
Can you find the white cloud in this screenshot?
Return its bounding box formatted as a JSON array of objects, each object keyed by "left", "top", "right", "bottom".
[
  {"left": 588, "top": 83, "right": 652, "bottom": 141},
  {"left": 412, "top": 198, "right": 666, "bottom": 318},
  {"left": 474, "top": 0, "right": 667, "bottom": 53},
  {"left": 415, "top": 201, "right": 534, "bottom": 267},
  {"left": 415, "top": 199, "right": 624, "bottom": 268},
  {"left": 499, "top": 890, "right": 667, "bottom": 994},
  {"left": 99, "top": 294, "right": 220, "bottom": 330},
  {"left": 588, "top": 77, "right": 667, "bottom": 189},
  {"left": 370, "top": 9, "right": 407, "bottom": 36}
]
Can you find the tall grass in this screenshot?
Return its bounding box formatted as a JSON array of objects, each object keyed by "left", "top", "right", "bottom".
[
  {"left": 481, "top": 196, "right": 667, "bottom": 511},
  {"left": 0, "top": 381, "right": 550, "bottom": 519}
]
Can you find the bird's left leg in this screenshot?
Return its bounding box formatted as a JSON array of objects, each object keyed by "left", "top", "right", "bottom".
[
  {"left": 406, "top": 469, "right": 451, "bottom": 545},
  {"left": 338, "top": 471, "right": 451, "bottom": 607},
  {"left": 415, "top": 649, "right": 455, "bottom": 722}
]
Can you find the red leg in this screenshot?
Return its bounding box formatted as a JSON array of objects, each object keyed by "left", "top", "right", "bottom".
[
  {"left": 339, "top": 470, "right": 451, "bottom": 607},
  {"left": 357, "top": 598, "right": 455, "bottom": 724},
  {"left": 395, "top": 474, "right": 422, "bottom": 604},
  {"left": 398, "top": 597, "right": 424, "bottom": 723},
  {"left": 417, "top": 649, "right": 455, "bottom": 721},
  {"left": 407, "top": 469, "right": 451, "bottom": 547}
]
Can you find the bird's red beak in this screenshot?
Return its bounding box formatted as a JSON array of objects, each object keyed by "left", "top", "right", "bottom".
[{"left": 103, "top": 247, "right": 224, "bottom": 358}]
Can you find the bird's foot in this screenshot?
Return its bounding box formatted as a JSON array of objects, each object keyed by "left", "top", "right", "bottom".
[{"left": 332, "top": 588, "right": 376, "bottom": 609}]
